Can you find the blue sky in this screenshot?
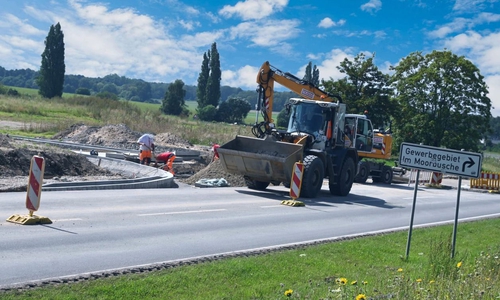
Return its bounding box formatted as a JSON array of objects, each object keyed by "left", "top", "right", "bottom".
[{"left": 1, "top": 0, "right": 499, "bottom": 116}]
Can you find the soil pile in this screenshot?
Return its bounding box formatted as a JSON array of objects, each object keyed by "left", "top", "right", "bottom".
[
  {"left": 182, "top": 159, "right": 246, "bottom": 187},
  {"left": 53, "top": 124, "right": 197, "bottom": 153},
  {"left": 0, "top": 133, "right": 116, "bottom": 178}
]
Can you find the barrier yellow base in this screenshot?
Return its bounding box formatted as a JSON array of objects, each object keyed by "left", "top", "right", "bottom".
[
  {"left": 6, "top": 214, "right": 52, "bottom": 225},
  {"left": 281, "top": 200, "right": 305, "bottom": 207}
]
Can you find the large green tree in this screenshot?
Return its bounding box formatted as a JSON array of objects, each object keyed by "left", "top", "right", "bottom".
[
  {"left": 390, "top": 50, "right": 492, "bottom": 152},
  {"left": 160, "top": 79, "right": 187, "bottom": 116},
  {"left": 206, "top": 42, "right": 221, "bottom": 108},
  {"left": 322, "top": 53, "right": 396, "bottom": 129},
  {"left": 37, "top": 22, "right": 65, "bottom": 98},
  {"left": 196, "top": 52, "right": 210, "bottom": 108}
]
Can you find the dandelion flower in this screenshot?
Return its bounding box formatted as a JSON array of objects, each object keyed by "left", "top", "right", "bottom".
[
  {"left": 397, "top": 268, "right": 403, "bottom": 272},
  {"left": 356, "top": 294, "right": 367, "bottom": 300},
  {"left": 429, "top": 280, "right": 435, "bottom": 284},
  {"left": 351, "top": 280, "right": 358, "bottom": 285},
  {"left": 336, "top": 277, "right": 348, "bottom": 285},
  {"left": 416, "top": 278, "right": 422, "bottom": 283},
  {"left": 362, "top": 281, "right": 368, "bottom": 285},
  {"left": 284, "top": 289, "right": 293, "bottom": 297},
  {"left": 457, "top": 261, "right": 462, "bottom": 268}
]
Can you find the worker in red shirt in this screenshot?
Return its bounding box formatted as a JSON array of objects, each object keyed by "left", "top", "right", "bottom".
[
  {"left": 212, "top": 144, "right": 220, "bottom": 162},
  {"left": 156, "top": 151, "right": 176, "bottom": 174}
]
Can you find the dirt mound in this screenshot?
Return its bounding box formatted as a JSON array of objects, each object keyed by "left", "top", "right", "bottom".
[
  {"left": 53, "top": 123, "right": 194, "bottom": 151},
  {"left": 182, "top": 159, "right": 246, "bottom": 187},
  {"left": 0, "top": 134, "right": 115, "bottom": 178}
]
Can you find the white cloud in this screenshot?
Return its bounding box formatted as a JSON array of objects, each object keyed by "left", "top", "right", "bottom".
[
  {"left": 221, "top": 65, "right": 260, "bottom": 89},
  {"left": 219, "top": 0, "right": 289, "bottom": 20},
  {"left": 1, "top": 14, "right": 45, "bottom": 36},
  {"left": 452, "top": 0, "right": 497, "bottom": 13},
  {"left": 318, "top": 17, "right": 346, "bottom": 29},
  {"left": 317, "top": 49, "right": 355, "bottom": 81},
  {"left": 485, "top": 75, "right": 500, "bottom": 117},
  {"left": 229, "top": 19, "right": 300, "bottom": 47},
  {"left": 361, "top": 0, "right": 382, "bottom": 14}
]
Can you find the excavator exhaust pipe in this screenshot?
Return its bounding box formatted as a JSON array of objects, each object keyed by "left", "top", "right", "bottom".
[{"left": 217, "top": 135, "right": 304, "bottom": 184}]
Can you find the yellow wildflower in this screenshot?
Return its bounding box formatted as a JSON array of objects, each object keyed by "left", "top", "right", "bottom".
[
  {"left": 416, "top": 278, "right": 422, "bottom": 283},
  {"left": 397, "top": 268, "right": 403, "bottom": 272},
  {"left": 284, "top": 289, "right": 293, "bottom": 297},
  {"left": 457, "top": 261, "right": 462, "bottom": 268},
  {"left": 356, "top": 294, "right": 367, "bottom": 300},
  {"left": 336, "top": 277, "right": 348, "bottom": 285},
  {"left": 429, "top": 280, "right": 435, "bottom": 284},
  {"left": 362, "top": 281, "right": 368, "bottom": 285},
  {"left": 351, "top": 280, "right": 358, "bottom": 285}
]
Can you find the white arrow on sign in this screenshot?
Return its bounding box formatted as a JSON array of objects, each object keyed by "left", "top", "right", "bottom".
[{"left": 398, "top": 143, "right": 482, "bottom": 178}]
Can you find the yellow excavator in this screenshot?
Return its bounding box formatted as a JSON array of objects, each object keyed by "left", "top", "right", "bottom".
[{"left": 216, "top": 61, "right": 396, "bottom": 198}]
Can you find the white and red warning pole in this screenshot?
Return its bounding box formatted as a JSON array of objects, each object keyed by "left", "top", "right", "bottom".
[
  {"left": 6, "top": 155, "right": 52, "bottom": 225},
  {"left": 26, "top": 155, "right": 45, "bottom": 215},
  {"left": 281, "top": 162, "right": 305, "bottom": 207},
  {"left": 290, "top": 162, "right": 304, "bottom": 200}
]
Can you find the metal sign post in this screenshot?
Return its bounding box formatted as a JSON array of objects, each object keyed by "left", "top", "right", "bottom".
[
  {"left": 399, "top": 143, "right": 482, "bottom": 259},
  {"left": 405, "top": 169, "right": 420, "bottom": 260}
]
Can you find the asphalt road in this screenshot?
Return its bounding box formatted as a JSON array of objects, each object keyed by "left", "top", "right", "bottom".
[{"left": 1, "top": 182, "right": 500, "bottom": 288}]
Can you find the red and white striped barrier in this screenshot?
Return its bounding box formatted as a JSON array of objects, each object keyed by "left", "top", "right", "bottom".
[
  {"left": 290, "top": 162, "right": 304, "bottom": 200},
  {"left": 430, "top": 172, "right": 443, "bottom": 185},
  {"left": 26, "top": 155, "right": 45, "bottom": 212},
  {"left": 408, "top": 169, "right": 432, "bottom": 186}
]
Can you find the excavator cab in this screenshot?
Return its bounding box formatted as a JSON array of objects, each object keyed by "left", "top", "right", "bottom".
[{"left": 345, "top": 115, "right": 374, "bottom": 153}]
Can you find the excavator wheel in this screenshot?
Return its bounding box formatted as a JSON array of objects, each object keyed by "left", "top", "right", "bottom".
[
  {"left": 244, "top": 176, "right": 270, "bottom": 191},
  {"left": 381, "top": 166, "right": 393, "bottom": 184},
  {"left": 329, "top": 156, "right": 355, "bottom": 196},
  {"left": 354, "top": 161, "right": 369, "bottom": 184},
  {"left": 300, "top": 155, "right": 325, "bottom": 198}
]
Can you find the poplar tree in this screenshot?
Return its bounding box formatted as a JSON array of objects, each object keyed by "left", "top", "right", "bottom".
[
  {"left": 196, "top": 52, "right": 210, "bottom": 108},
  {"left": 37, "top": 22, "right": 65, "bottom": 98},
  {"left": 206, "top": 42, "right": 221, "bottom": 108}
]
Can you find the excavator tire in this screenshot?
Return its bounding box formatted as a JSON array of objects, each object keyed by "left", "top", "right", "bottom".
[
  {"left": 329, "top": 156, "right": 355, "bottom": 196},
  {"left": 300, "top": 155, "right": 325, "bottom": 198},
  {"left": 244, "top": 176, "right": 270, "bottom": 191},
  {"left": 354, "top": 161, "right": 369, "bottom": 183},
  {"left": 381, "top": 166, "right": 393, "bottom": 184}
]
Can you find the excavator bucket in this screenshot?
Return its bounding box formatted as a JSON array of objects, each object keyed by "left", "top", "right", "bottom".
[{"left": 217, "top": 135, "right": 304, "bottom": 184}]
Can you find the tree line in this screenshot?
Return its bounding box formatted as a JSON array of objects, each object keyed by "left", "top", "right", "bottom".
[{"left": 4, "top": 22, "right": 499, "bottom": 152}]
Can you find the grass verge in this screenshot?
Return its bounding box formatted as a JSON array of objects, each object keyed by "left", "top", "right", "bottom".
[{"left": 2, "top": 218, "right": 499, "bottom": 299}]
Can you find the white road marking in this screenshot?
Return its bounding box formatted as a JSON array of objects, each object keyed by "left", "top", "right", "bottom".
[
  {"left": 54, "top": 218, "right": 83, "bottom": 222},
  {"left": 138, "top": 209, "right": 226, "bottom": 216}
]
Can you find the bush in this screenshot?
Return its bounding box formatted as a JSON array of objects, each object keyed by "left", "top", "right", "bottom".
[
  {"left": 7, "top": 88, "right": 20, "bottom": 96},
  {"left": 198, "top": 105, "right": 217, "bottom": 121},
  {"left": 75, "top": 87, "right": 91, "bottom": 95}
]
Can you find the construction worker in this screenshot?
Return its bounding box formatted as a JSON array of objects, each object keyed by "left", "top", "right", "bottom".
[
  {"left": 137, "top": 133, "right": 154, "bottom": 165},
  {"left": 211, "top": 143, "right": 220, "bottom": 161},
  {"left": 156, "top": 151, "right": 176, "bottom": 174}
]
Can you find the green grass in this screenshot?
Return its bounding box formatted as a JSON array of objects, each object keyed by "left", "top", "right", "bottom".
[{"left": 2, "top": 218, "right": 499, "bottom": 299}]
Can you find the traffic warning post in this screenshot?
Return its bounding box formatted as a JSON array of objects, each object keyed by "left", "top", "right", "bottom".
[
  {"left": 6, "top": 155, "right": 52, "bottom": 225},
  {"left": 282, "top": 162, "right": 305, "bottom": 207}
]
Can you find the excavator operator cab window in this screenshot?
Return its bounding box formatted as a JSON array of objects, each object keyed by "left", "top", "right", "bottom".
[
  {"left": 289, "top": 103, "right": 324, "bottom": 135},
  {"left": 355, "top": 118, "right": 373, "bottom": 152}
]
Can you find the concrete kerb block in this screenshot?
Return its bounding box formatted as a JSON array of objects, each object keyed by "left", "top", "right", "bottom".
[{"left": 42, "top": 155, "right": 174, "bottom": 191}]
